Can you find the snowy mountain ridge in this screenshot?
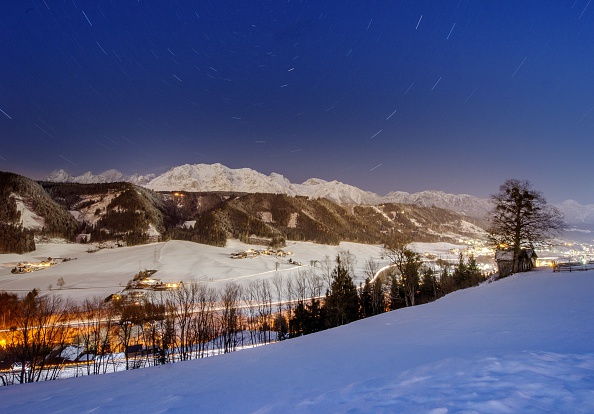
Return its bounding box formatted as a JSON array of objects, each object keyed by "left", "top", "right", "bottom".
[
  {"left": 45, "top": 163, "right": 385, "bottom": 205},
  {"left": 383, "top": 190, "right": 494, "bottom": 219},
  {"left": 557, "top": 199, "right": 594, "bottom": 224},
  {"left": 44, "top": 163, "right": 594, "bottom": 224}
]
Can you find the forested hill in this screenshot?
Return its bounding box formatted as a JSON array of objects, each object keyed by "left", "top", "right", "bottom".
[
  {"left": 155, "top": 192, "right": 487, "bottom": 247},
  {"left": 41, "top": 181, "right": 168, "bottom": 247},
  {"left": 0, "top": 172, "right": 487, "bottom": 253},
  {"left": 0, "top": 172, "right": 78, "bottom": 253}
]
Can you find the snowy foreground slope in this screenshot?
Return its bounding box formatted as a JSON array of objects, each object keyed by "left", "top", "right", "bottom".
[{"left": 3, "top": 269, "right": 594, "bottom": 413}]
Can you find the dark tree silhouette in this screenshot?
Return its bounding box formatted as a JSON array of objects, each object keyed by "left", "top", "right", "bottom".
[
  {"left": 325, "top": 255, "right": 359, "bottom": 328},
  {"left": 488, "top": 179, "right": 565, "bottom": 273}
]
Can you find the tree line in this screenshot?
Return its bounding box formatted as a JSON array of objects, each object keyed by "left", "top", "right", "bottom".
[{"left": 0, "top": 241, "right": 487, "bottom": 386}]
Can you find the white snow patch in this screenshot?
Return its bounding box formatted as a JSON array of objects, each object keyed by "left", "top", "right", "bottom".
[
  {"left": 0, "top": 240, "right": 388, "bottom": 301},
  {"left": 182, "top": 220, "right": 196, "bottom": 229},
  {"left": 146, "top": 223, "right": 160, "bottom": 237},
  {"left": 72, "top": 192, "right": 119, "bottom": 225},
  {"left": 12, "top": 193, "right": 45, "bottom": 230}
]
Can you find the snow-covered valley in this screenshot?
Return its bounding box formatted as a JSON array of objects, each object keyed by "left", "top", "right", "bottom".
[
  {"left": 2, "top": 266, "right": 594, "bottom": 413},
  {"left": 0, "top": 239, "right": 394, "bottom": 302}
]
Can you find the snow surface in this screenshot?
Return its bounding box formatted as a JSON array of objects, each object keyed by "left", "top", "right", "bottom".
[
  {"left": 2, "top": 269, "right": 594, "bottom": 413},
  {"left": 12, "top": 193, "right": 45, "bottom": 230},
  {"left": 0, "top": 240, "right": 393, "bottom": 301}
]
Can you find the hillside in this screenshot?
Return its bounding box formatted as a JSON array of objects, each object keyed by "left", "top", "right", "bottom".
[
  {"left": 3, "top": 171, "right": 489, "bottom": 252},
  {"left": 44, "top": 164, "right": 478, "bottom": 214},
  {"left": 3, "top": 269, "right": 594, "bottom": 412},
  {"left": 161, "top": 192, "right": 486, "bottom": 246},
  {"left": 46, "top": 163, "right": 594, "bottom": 227},
  {"left": 383, "top": 190, "right": 493, "bottom": 222},
  {"left": 41, "top": 181, "right": 168, "bottom": 246},
  {"left": 0, "top": 172, "right": 78, "bottom": 253}
]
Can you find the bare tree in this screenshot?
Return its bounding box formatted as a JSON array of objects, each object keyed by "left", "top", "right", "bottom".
[
  {"left": 78, "top": 297, "right": 115, "bottom": 375},
  {"left": 384, "top": 237, "right": 422, "bottom": 307},
  {"left": 7, "top": 290, "right": 72, "bottom": 383},
  {"left": 191, "top": 284, "right": 217, "bottom": 358},
  {"left": 244, "top": 281, "right": 260, "bottom": 345},
  {"left": 256, "top": 279, "right": 273, "bottom": 344},
  {"left": 167, "top": 282, "right": 199, "bottom": 361},
  {"left": 488, "top": 179, "right": 565, "bottom": 273},
  {"left": 294, "top": 270, "right": 308, "bottom": 303},
  {"left": 115, "top": 303, "right": 144, "bottom": 370},
  {"left": 285, "top": 276, "right": 294, "bottom": 330},
  {"left": 306, "top": 267, "right": 324, "bottom": 300},
  {"left": 363, "top": 258, "right": 380, "bottom": 282},
  {"left": 139, "top": 295, "right": 166, "bottom": 366},
  {"left": 272, "top": 273, "right": 284, "bottom": 314},
  {"left": 219, "top": 283, "right": 242, "bottom": 354},
  {"left": 271, "top": 273, "right": 288, "bottom": 340},
  {"left": 338, "top": 250, "right": 357, "bottom": 278},
  {"left": 319, "top": 255, "right": 334, "bottom": 292}
]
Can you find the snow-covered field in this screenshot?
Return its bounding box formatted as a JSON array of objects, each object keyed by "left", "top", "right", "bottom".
[
  {"left": 2, "top": 268, "right": 594, "bottom": 412},
  {"left": 0, "top": 240, "right": 463, "bottom": 302}
]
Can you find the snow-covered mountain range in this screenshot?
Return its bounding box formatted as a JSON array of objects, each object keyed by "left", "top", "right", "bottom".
[
  {"left": 48, "top": 164, "right": 385, "bottom": 205},
  {"left": 45, "top": 163, "right": 594, "bottom": 224}
]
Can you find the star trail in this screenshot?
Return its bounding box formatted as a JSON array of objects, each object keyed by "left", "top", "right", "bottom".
[{"left": 1, "top": 1, "right": 594, "bottom": 203}]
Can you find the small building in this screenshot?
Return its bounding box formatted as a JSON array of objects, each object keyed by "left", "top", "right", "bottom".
[
  {"left": 495, "top": 248, "right": 537, "bottom": 278},
  {"left": 247, "top": 235, "right": 272, "bottom": 246},
  {"left": 76, "top": 233, "right": 91, "bottom": 243}
]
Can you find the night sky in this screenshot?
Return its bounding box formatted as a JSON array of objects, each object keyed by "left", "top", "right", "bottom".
[{"left": 2, "top": 1, "right": 594, "bottom": 204}]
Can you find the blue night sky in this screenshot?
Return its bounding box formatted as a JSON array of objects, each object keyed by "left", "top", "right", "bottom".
[{"left": 1, "top": 1, "right": 594, "bottom": 204}]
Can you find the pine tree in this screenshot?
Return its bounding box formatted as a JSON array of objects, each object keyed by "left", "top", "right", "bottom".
[
  {"left": 466, "top": 254, "right": 484, "bottom": 287},
  {"left": 419, "top": 266, "right": 438, "bottom": 303},
  {"left": 324, "top": 255, "right": 359, "bottom": 328},
  {"left": 289, "top": 298, "right": 326, "bottom": 337},
  {"left": 371, "top": 277, "right": 386, "bottom": 315},
  {"left": 289, "top": 301, "right": 308, "bottom": 337},
  {"left": 359, "top": 278, "right": 373, "bottom": 318},
  {"left": 389, "top": 273, "right": 405, "bottom": 310},
  {"left": 452, "top": 253, "right": 468, "bottom": 289}
]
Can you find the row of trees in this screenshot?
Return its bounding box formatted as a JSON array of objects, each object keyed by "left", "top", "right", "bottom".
[
  {"left": 283, "top": 243, "right": 487, "bottom": 337},
  {"left": 1, "top": 247, "right": 487, "bottom": 385},
  {"left": 0, "top": 188, "right": 36, "bottom": 253},
  {"left": 0, "top": 290, "right": 73, "bottom": 384},
  {"left": 0, "top": 222, "right": 36, "bottom": 254},
  {"left": 0, "top": 282, "right": 251, "bottom": 384}
]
